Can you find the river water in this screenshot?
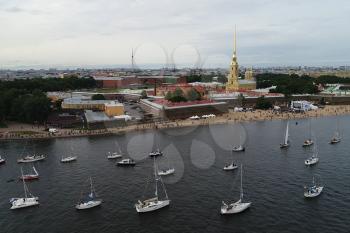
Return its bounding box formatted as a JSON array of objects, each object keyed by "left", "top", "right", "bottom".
[{"left": 1, "top": 115, "right": 350, "bottom": 233}]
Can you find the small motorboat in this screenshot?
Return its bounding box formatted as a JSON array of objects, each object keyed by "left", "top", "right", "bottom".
[
  {"left": 158, "top": 168, "right": 175, "bottom": 176},
  {"left": 149, "top": 149, "right": 163, "bottom": 157},
  {"left": 232, "top": 145, "right": 245, "bottom": 152},
  {"left": 17, "top": 155, "right": 45, "bottom": 163},
  {"left": 305, "top": 156, "right": 319, "bottom": 166},
  {"left": 19, "top": 166, "right": 39, "bottom": 181},
  {"left": 61, "top": 156, "right": 77, "bottom": 163},
  {"left": 107, "top": 152, "right": 122, "bottom": 159},
  {"left": 76, "top": 177, "right": 102, "bottom": 210},
  {"left": 304, "top": 176, "right": 323, "bottom": 198},
  {"left": 116, "top": 158, "right": 136, "bottom": 166},
  {"left": 302, "top": 139, "right": 314, "bottom": 147},
  {"left": 0, "top": 156, "right": 5, "bottom": 165},
  {"left": 223, "top": 162, "right": 238, "bottom": 171}
]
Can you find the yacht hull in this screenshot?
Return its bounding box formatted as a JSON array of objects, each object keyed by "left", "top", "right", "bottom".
[
  {"left": 76, "top": 200, "right": 102, "bottom": 210},
  {"left": 135, "top": 200, "right": 170, "bottom": 213},
  {"left": 221, "top": 202, "right": 251, "bottom": 214}
]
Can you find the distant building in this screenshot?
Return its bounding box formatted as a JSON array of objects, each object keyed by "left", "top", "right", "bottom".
[
  {"left": 62, "top": 99, "right": 125, "bottom": 116},
  {"left": 104, "top": 101, "right": 125, "bottom": 117}
]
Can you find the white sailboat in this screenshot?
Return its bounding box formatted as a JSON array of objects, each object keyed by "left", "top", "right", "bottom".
[
  {"left": 107, "top": 149, "right": 122, "bottom": 159},
  {"left": 10, "top": 168, "right": 39, "bottom": 210},
  {"left": 17, "top": 143, "right": 46, "bottom": 163},
  {"left": 61, "top": 156, "right": 77, "bottom": 163},
  {"left": 76, "top": 177, "right": 102, "bottom": 210},
  {"left": 232, "top": 134, "right": 245, "bottom": 152},
  {"left": 221, "top": 165, "right": 251, "bottom": 214},
  {"left": 280, "top": 121, "right": 290, "bottom": 148},
  {"left": 149, "top": 148, "right": 163, "bottom": 157},
  {"left": 305, "top": 140, "right": 319, "bottom": 166},
  {"left": 330, "top": 119, "right": 341, "bottom": 144},
  {"left": 0, "top": 155, "right": 5, "bottom": 165},
  {"left": 303, "top": 119, "right": 314, "bottom": 147},
  {"left": 304, "top": 176, "right": 323, "bottom": 198},
  {"left": 135, "top": 158, "right": 170, "bottom": 213},
  {"left": 223, "top": 151, "right": 238, "bottom": 171},
  {"left": 158, "top": 154, "right": 175, "bottom": 176}
]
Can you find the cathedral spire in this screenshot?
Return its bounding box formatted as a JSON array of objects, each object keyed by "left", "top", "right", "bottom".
[{"left": 233, "top": 25, "right": 237, "bottom": 58}]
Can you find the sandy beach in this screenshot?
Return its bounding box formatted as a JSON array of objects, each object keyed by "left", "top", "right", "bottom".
[{"left": 1, "top": 105, "right": 349, "bottom": 140}]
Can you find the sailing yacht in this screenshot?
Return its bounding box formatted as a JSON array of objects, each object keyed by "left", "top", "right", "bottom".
[
  {"left": 19, "top": 166, "right": 39, "bottom": 181},
  {"left": 149, "top": 148, "right": 163, "bottom": 157},
  {"left": 10, "top": 168, "right": 39, "bottom": 210},
  {"left": 232, "top": 135, "right": 245, "bottom": 152},
  {"left": 158, "top": 154, "right": 175, "bottom": 176},
  {"left": 223, "top": 151, "right": 238, "bottom": 171},
  {"left": 0, "top": 155, "right": 5, "bottom": 165},
  {"left": 61, "top": 156, "right": 77, "bottom": 163},
  {"left": 17, "top": 155, "right": 45, "bottom": 163},
  {"left": 305, "top": 140, "right": 319, "bottom": 166},
  {"left": 280, "top": 121, "right": 290, "bottom": 149},
  {"left": 221, "top": 165, "right": 251, "bottom": 214},
  {"left": 135, "top": 158, "right": 170, "bottom": 213},
  {"left": 330, "top": 119, "right": 341, "bottom": 144},
  {"left": 107, "top": 150, "right": 122, "bottom": 159},
  {"left": 76, "top": 177, "right": 102, "bottom": 210},
  {"left": 303, "top": 120, "right": 314, "bottom": 147},
  {"left": 304, "top": 176, "right": 323, "bottom": 198}
]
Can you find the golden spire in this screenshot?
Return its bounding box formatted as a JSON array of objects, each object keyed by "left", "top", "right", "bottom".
[{"left": 233, "top": 25, "right": 237, "bottom": 58}]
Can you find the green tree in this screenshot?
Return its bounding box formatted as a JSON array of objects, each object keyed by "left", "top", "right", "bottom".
[
  {"left": 237, "top": 93, "right": 245, "bottom": 107},
  {"left": 187, "top": 88, "right": 201, "bottom": 101},
  {"left": 91, "top": 94, "right": 106, "bottom": 100},
  {"left": 141, "top": 90, "right": 148, "bottom": 99},
  {"left": 256, "top": 96, "right": 272, "bottom": 110},
  {"left": 165, "top": 92, "right": 173, "bottom": 101}
]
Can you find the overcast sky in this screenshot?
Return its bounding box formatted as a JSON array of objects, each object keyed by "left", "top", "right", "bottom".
[{"left": 0, "top": 0, "right": 349, "bottom": 69}]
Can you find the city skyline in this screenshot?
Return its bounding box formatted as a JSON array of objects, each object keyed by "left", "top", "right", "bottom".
[{"left": 1, "top": 0, "right": 350, "bottom": 69}]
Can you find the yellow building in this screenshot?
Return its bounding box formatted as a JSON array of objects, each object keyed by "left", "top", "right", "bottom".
[{"left": 104, "top": 101, "right": 125, "bottom": 117}]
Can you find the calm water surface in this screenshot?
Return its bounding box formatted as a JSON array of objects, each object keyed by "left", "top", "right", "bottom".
[{"left": 1, "top": 116, "right": 350, "bottom": 233}]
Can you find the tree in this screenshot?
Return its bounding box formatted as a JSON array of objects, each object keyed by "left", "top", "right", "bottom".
[
  {"left": 141, "top": 90, "right": 148, "bottom": 99},
  {"left": 165, "top": 92, "right": 173, "bottom": 101},
  {"left": 237, "top": 93, "right": 245, "bottom": 107},
  {"left": 256, "top": 96, "right": 272, "bottom": 110},
  {"left": 187, "top": 88, "right": 201, "bottom": 101},
  {"left": 91, "top": 94, "right": 106, "bottom": 100}
]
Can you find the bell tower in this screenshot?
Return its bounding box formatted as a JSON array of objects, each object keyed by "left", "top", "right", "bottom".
[{"left": 226, "top": 27, "right": 240, "bottom": 91}]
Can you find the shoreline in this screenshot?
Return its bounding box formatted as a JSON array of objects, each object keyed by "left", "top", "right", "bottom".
[{"left": 1, "top": 105, "right": 350, "bottom": 141}]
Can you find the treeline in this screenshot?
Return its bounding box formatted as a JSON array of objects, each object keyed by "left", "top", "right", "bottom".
[
  {"left": 315, "top": 75, "right": 350, "bottom": 84},
  {"left": 165, "top": 88, "right": 201, "bottom": 102},
  {"left": 0, "top": 76, "right": 96, "bottom": 92},
  {"left": 186, "top": 74, "right": 227, "bottom": 83},
  {"left": 0, "top": 77, "right": 97, "bottom": 124},
  {"left": 256, "top": 73, "right": 318, "bottom": 95}
]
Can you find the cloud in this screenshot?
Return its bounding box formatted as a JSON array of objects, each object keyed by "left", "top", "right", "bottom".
[{"left": 0, "top": 0, "right": 349, "bottom": 68}]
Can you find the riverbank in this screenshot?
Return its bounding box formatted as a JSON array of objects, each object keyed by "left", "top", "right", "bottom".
[{"left": 1, "top": 105, "right": 350, "bottom": 140}]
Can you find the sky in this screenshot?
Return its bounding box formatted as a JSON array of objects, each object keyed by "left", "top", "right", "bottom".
[{"left": 0, "top": 0, "right": 349, "bottom": 69}]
